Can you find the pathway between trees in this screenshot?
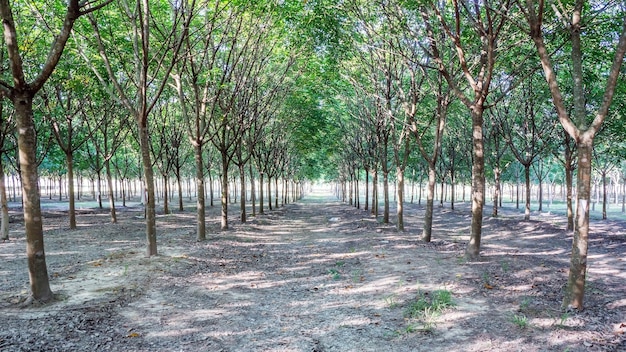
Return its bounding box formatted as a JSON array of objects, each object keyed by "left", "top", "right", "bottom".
[{"left": 1, "top": 188, "right": 625, "bottom": 351}]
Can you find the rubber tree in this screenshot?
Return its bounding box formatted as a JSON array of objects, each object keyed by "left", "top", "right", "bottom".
[
  {"left": 0, "top": 0, "right": 111, "bottom": 302},
  {"left": 520, "top": 0, "right": 626, "bottom": 310},
  {"left": 85, "top": 0, "right": 194, "bottom": 255},
  {"left": 421, "top": 0, "right": 514, "bottom": 259}
]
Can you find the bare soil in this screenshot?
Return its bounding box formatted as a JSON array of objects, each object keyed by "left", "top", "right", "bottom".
[{"left": 1, "top": 188, "right": 625, "bottom": 351}]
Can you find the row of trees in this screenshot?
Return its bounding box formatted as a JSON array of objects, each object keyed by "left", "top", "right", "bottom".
[
  {"left": 1, "top": 0, "right": 624, "bottom": 311},
  {"left": 328, "top": 0, "right": 626, "bottom": 311},
  {"left": 0, "top": 0, "right": 331, "bottom": 303}
]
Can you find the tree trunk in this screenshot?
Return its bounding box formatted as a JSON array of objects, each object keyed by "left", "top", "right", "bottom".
[
  {"left": 364, "top": 167, "right": 369, "bottom": 211},
  {"left": 275, "top": 177, "right": 279, "bottom": 209},
  {"left": 466, "top": 109, "right": 485, "bottom": 260},
  {"left": 193, "top": 144, "right": 206, "bottom": 241},
  {"left": 104, "top": 159, "right": 117, "bottom": 223},
  {"left": 161, "top": 175, "right": 169, "bottom": 214},
  {"left": 176, "top": 170, "right": 183, "bottom": 211},
  {"left": 396, "top": 166, "right": 404, "bottom": 232},
  {"left": 383, "top": 170, "right": 389, "bottom": 223},
  {"left": 372, "top": 169, "right": 378, "bottom": 217},
  {"left": 422, "top": 163, "right": 436, "bottom": 242},
  {"left": 493, "top": 167, "right": 500, "bottom": 217},
  {"left": 0, "top": 158, "right": 9, "bottom": 241},
  {"left": 138, "top": 122, "right": 158, "bottom": 256},
  {"left": 15, "top": 93, "right": 53, "bottom": 301},
  {"left": 96, "top": 171, "right": 103, "bottom": 209},
  {"left": 524, "top": 164, "right": 531, "bottom": 220},
  {"left": 239, "top": 164, "right": 246, "bottom": 223},
  {"left": 259, "top": 172, "right": 264, "bottom": 214},
  {"left": 220, "top": 153, "right": 229, "bottom": 230},
  {"left": 602, "top": 171, "right": 607, "bottom": 220},
  {"left": 563, "top": 139, "right": 593, "bottom": 310},
  {"left": 250, "top": 164, "right": 256, "bottom": 216}
]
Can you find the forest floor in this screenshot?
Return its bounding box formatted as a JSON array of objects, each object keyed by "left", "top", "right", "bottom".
[{"left": 1, "top": 187, "right": 625, "bottom": 352}]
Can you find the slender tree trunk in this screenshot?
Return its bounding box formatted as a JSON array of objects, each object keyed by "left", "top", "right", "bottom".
[
  {"left": 396, "top": 166, "right": 404, "bottom": 231},
  {"left": 493, "top": 167, "right": 500, "bottom": 217},
  {"left": 524, "top": 164, "right": 531, "bottom": 220},
  {"left": 602, "top": 171, "right": 607, "bottom": 220},
  {"left": 176, "top": 171, "right": 183, "bottom": 211},
  {"left": 104, "top": 159, "right": 117, "bottom": 223},
  {"left": 0, "top": 158, "right": 9, "bottom": 241},
  {"left": 563, "top": 140, "right": 593, "bottom": 309},
  {"left": 275, "top": 177, "right": 279, "bottom": 209},
  {"left": 383, "top": 170, "right": 389, "bottom": 223},
  {"left": 15, "top": 93, "right": 53, "bottom": 301},
  {"left": 250, "top": 164, "right": 256, "bottom": 216},
  {"left": 239, "top": 164, "right": 246, "bottom": 223},
  {"left": 422, "top": 163, "right": 437, "bottom": 242},
  {"left": 220, "top": 153, "right": 229, "bottom": 230},
  {"left": 364, "top": 167, "right": 369, "bottom": 211},
  {"left": 208, "top": 170, "right": 214, "bottom": 207},
  {"left": 162, "top": 174, "right": 170, "bottom": 214},
  {"left": 267, "top": 175, "right": 272, "bottom": 211},
  {"left": 466, "top": 109, "right": 486, "bottom": 260},
  {"left": 259, "top": 172, "right": 264, "bottom": 214},
  {"left": 372, "top": 169, "right": 378, "bottom": 217},
  {"left": 138, "top": 122, "right": 158, "bottom": 256}
]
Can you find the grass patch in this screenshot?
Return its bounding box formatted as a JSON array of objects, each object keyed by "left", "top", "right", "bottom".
[
  {"left": 402, "top": 289, "right": 455, "bottom": 333},
  {"left": 511, "top": 314, "right": 529, "bottom": 329}
]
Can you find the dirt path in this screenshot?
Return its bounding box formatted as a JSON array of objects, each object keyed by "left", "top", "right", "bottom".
[{"left": 1, "top": 188, "right": 625, "bottom": 351}]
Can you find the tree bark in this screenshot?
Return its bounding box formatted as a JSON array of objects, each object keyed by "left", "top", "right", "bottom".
[
  {"left": 422, "top": 163, "right": 436, "bottom": 242},
  {"left": 466, "top": 108, "right": 485, "bottom": 260},
  {"left": 524, "top": 164, "right": 531, "bottom": 220},
  {"left": 396, "top": 166, "right": 404, "bottom": 231},
  {"left": 104, "top": 159, "right": 117, "bottom": 223},
  {"left": 0, "top": 157, "right": 9, "bottom": 241},
  {"left": 563, "top": 139, "right": 592, "bottom": 309},
  {"left": 194, "top": 145, "right": 206, "bottom": 240},
  {"left": 138, "top": 123, "right": 157, "bottom": 256},
  {"left": 220, "top": 153, "right": 229, "bottom": 230},
  {"left": 239, "top": 164, "right": 246, "bottom": 223},
  {"left": 15, "top": 93, "right": 53, "bottom": 301}
]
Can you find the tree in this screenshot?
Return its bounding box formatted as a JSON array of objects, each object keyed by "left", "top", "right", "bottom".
[
  {"left": 497, "top": 77, "right": 557, "bottom": 220},
  {"left": 85, "top": 0, "right": 193, "bottom": 255},
  {"left": 0, "top": 0, "right": 110, "bottom": 302},
  {"left": 520, "top": 0, "right": 626, "bottom": 309},
  {"left": 421, "top": 0, "right": 514, "bottom": 259}
]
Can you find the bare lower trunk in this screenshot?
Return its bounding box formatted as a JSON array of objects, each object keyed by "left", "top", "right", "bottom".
[
  {"left": 422, "top": 163, "right": 436, "bottom": 242},
  {"left": 364, "top": 168, "right": 369, "bottom": 211},
  {"left": 524, "top": 165, "right": 531, "bottom": 221},
  {"left": 275, "top": 177, "right": 279, "bottom": 209},
  {"left": 466, "top": 109, "right": 485, "bottom": 260},
  {"left": 563, "top": 140, "right": 592, "bottom": 310},
  {"left": 138, "top": 122, "right": 157, "bottom": 256},
  {"left": 493, "top": 168, "right": 500, "bottom": 217},
  {"left": 602, "top": 172, "right": 607, "bottom": 220},
  {"left": 396, "top": 166, "right": 404, "bottom": 231},
  {"left": 195, "top": 145, "right": 206, "bottom": 240},
  {"left": 383, "top": 171, "right": 389, "bottom": 223},
  {"left": 97, "top": 172, "right": 103, "bottom": 208},
  {"left": 259, "top": 173, "right": 264, "bottom": 214},
  {"left": 220, "top": 153, "right": 229, "bottom": 230},
  {"left": 176, "top": 172, "right": 183, "bottom": 211},
  {"left": 239, "top": 164, "right": 246, "bottom": 223},
  {"left": 250, "top": 164, "right": 256, "bottom": 216},
  {"left": 163, "top": 175, "right": 170, "bottom": 215},
  {"left": 0, "top": 158, "right": 9, "bottom": 240},
  {"left": 16, "top": 93, "right": 53, "bottom": 301},
  {"left": 104, "top": 159, "right": 117, "bottom": 223}
]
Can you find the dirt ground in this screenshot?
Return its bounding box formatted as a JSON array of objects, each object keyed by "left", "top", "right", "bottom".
[{"left": 1, "top": 187, "right": 625, "bottom": 351}]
